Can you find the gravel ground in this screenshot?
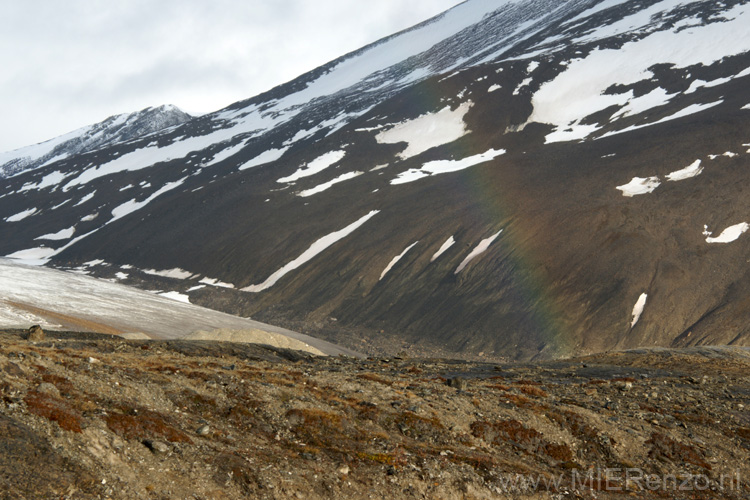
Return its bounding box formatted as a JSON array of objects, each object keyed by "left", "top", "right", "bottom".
[{"left": 1, "top": 328, "right": 749, "bottom": 499}]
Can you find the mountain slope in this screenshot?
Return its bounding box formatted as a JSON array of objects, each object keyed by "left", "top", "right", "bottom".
[{"left": 2, "top": 0, "right": 750, "bottom": 360}]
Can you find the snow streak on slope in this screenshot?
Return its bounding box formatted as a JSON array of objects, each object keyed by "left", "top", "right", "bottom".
[
  {"left": 631, "top": 293, "right": 648, "bottom": 328},
  {"left": 380, "top": 242, "right": 419, "bottom": 280},
  {"left": 391, "top": 148, "right": 506, "bottom": 185},
  {"left": 35, "top": 227, "right": 76, "bottom": 241},
  {"left": 242, "top": 211, "right": 380, "bottom": 293},
  {"left": 298, "top": 172, "right": 363, "bottom": 197},
  {"left": 455, "top": 230, "right": 503, "bottom": 274},
  {"left": 277, "top": 151, "right": 346, "bottom": 183},
  {"left": 110, "top": 178, "right": 186, "bottom": 222},
  {"left": 239, "top": 147, "right": 289, "bottom": 171}
]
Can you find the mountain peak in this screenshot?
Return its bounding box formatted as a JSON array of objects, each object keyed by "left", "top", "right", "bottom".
[{"left": 0, "top": 105, "right": 192, "bottom": 178}]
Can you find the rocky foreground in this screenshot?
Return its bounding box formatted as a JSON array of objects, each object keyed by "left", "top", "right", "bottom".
[{"left": 1, "top": 329, "right": 749, "bottom": 499}]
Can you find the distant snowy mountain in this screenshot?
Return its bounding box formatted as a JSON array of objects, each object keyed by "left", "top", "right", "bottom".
[
  {"left": 0, "top": 104, "right": 191, "bottom": 178},
  {"left": 2, "top": 0, "right": 750, "bottom": 360}
]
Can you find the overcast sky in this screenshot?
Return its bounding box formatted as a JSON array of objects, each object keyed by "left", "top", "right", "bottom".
[{"left": 0, "top": 1, "right": 462, "bottom": 153}]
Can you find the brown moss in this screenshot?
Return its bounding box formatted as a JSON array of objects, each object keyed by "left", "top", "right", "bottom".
[
  {"left": 488, "top": 384, "right": 510, "bottom": 391},
  {"left": 548, "top": 410, "right": 599, "bottom": 442},
  {"left": 24, "top": 391, "right": 83, "bottom": 433},
  {"left": 285, "top": 408, "right": 361, "bottom": 453},
  {"left": 357, "top": 373, "right": 393, "bottom": 386},
  {"left": 515, "top": 379, "right": 542, "bottom": 386},
  {"left": 672, "top": 411, "right": 714, "bottom": 426},
  {"left": 646, "top": 432, "right": 711, "bottom": 470},
  {"left": 471, "top": 419, "right": 572, "bottom": 463},
  {"left": 543, "top": 442, "right": 573, "bottom": 462},
  {"left": 41, "top": 373, "right": 76, "bottom": 395},
  {"left": 169, "top": 389, "right": 221, "bottom": 416},
  {"left": 518, "top": 385, "right": 548, "bottom": 398},
  {"left": 448, "top": 452, "right": 498, "bottom": 471},
  {"left": 105, "top": 408, "right": 193, "bottom": 443},
  {"left": 287, "top": 408, "right": 344, "bottom": 428},
  {"left": 471, "top": 419, "right": 543, "bottom": 447},
  {"left": 585, "top": 379, "right": 608, "bottom": 385},
  {"left": 390, "top": 411, "right": 445, "bottom": 441},
  {"left": 502, "top": 393, "right": 538, "bottom": 409}
]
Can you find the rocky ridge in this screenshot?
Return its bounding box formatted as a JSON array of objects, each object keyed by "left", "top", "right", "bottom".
[{"left": 0, "top": 105, "right": 191, "bottom": 178}]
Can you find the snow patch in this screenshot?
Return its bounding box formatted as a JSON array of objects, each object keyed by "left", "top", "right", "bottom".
[
  {"left": 298, "top": 172, "right": 363, "bottom": 197},
  {"left": 630, "top": 293, "right": 647, "bottom": 328},
  {"left": 74, "top": 192, "right": 96, "bottom": 206},
  {"left": 375, "top": 102, "right": 472, "bottom": 160},
  {"left": 455, "top": 230, "right": 503, "bottom": 274},
  {"left": 238, "top": 147, "right": 289, "bottom": 171},
  {"left": 158, "top": 291, "right": 191, "bottom": 304},
  {"left": 599, "top": 101, "right": 724, "bottom": 139},
  {"left": 685, "top": 77, "right": 732, "bottom": 93},
  {"left": 704, "top": 223, "right": 749, "bottom": 244},
  {"left": 277, "top": 150, "right": 346, "bottom": 183},
  {"left": 35, "top": 227, "right": 76, "bottom": 241},
  {"left": 488, "top": 84, "right": 502, "bottom": 92},
  {"left": 391, "top": 148, "right": 505, "bottom": 185},
  {"left": 18, "top": 171, "right": 67, "bottom": 192},
  {"left": 380, "top": 241, "right": 419, "bottom": 281},
  {"left": 513, "top": 77, "right": 533, "bottom": 95},
  {"left": 611, "top": 88, "right": 674, "bottom": 120},
  {"left": 242, "top": 210, "right": 379, "bottom": 293},
  {"left": 431, "top": 236, "right": 456, "bottom": 262},
  {"left": 206, "top": 141, "right": 246, "bottom": 166},
  {"left": 142, "top": 268, "right": 196, "bottom": 280},
  {"left": 199, "top": 277, "right": 236, "bottom": 289},
  {"left": 5, "top": 208, "right": 39, "bottom": 222},
  {"left": 666, "top": 159, "right": 703, "bottom": 181},
  {"left": 616, "top": 177, "right": 661, "bottom": 197}
]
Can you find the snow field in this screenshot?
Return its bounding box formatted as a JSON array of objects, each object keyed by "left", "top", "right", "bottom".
[{"left": 375, "top": 102, "right": 472, "bottom": 160}]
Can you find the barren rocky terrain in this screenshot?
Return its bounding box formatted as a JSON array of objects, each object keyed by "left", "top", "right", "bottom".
[{"left": 1, "top": 327, "right": 749, "bottom": 499}]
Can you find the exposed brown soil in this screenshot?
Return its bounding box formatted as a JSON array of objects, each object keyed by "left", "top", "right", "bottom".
[{"left": 1, "top": 329, "right": 749, "bottom": 499}]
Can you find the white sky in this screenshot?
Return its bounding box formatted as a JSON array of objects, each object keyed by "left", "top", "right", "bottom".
[{"left": 0, "top": 0, "right": 463, "bottom": 153}]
